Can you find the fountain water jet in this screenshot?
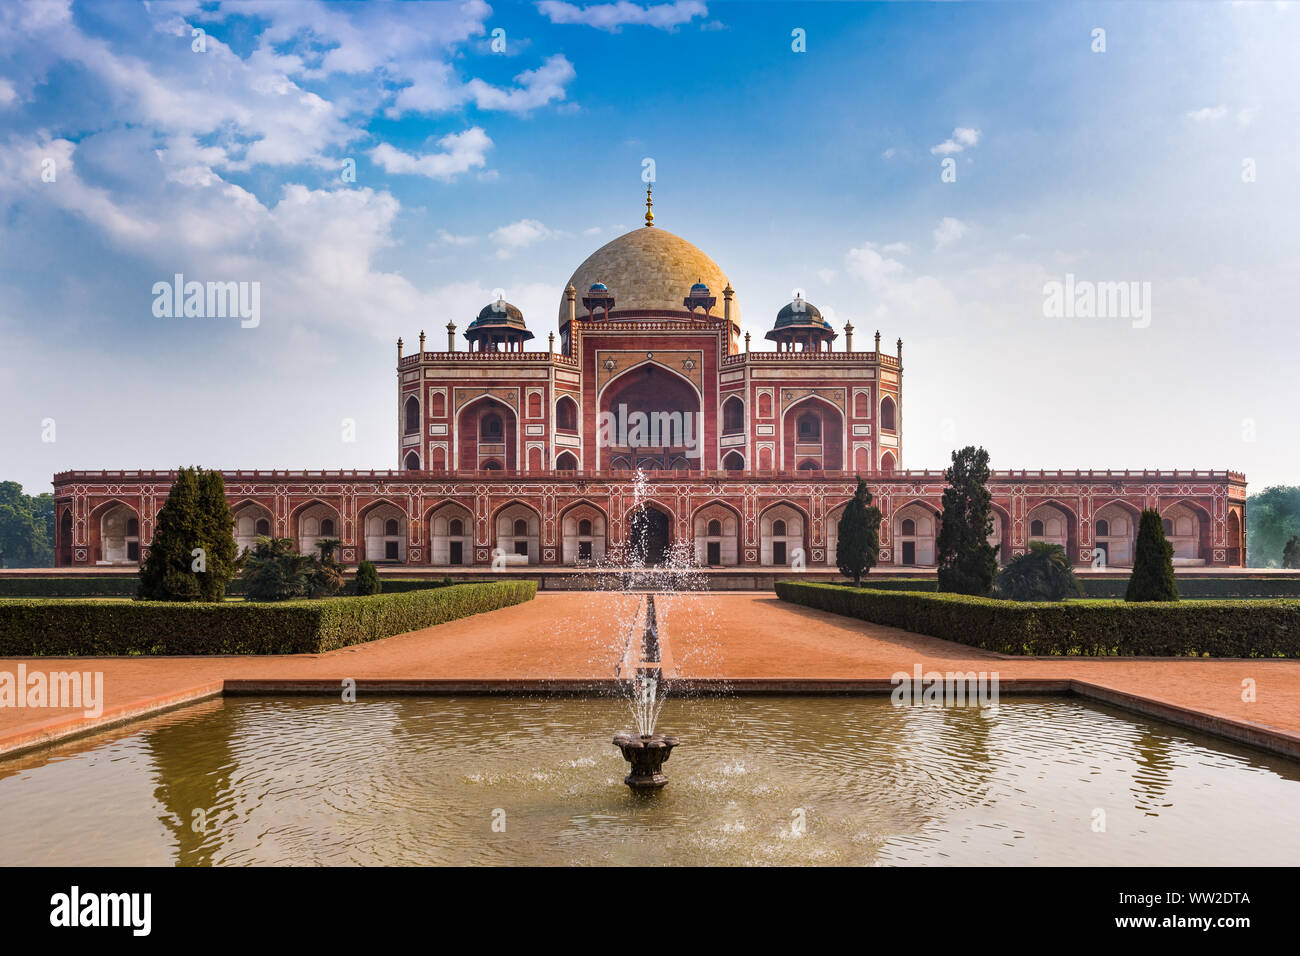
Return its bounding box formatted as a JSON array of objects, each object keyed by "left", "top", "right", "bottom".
[{"left": 613, "top": 593, "right": 678, "bottom": 791}]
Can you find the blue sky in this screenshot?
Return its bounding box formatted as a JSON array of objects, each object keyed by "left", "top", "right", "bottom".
[{"left": 2, "top": 0, "right": 1298, "bottom": 492}]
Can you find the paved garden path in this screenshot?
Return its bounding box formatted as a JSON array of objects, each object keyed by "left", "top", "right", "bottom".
[{"left": 2, "top": 592, "right": 1298, "bottom": 756}]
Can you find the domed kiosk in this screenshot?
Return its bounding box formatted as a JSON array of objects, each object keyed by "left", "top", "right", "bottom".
[
  {"left": 766, "top": 295, "right": 836, "bottom": 352},
  {"left": 464, "top": 297, "right": 534, "bottom": 352}
]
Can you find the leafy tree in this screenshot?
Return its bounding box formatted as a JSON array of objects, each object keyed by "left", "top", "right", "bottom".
[
  {"left": 935, "top": 446, "right": 999, "bottom": 596},
  {"left": 356, "top": 559, "right": 382, "bottom": 595},
  {"left": 1125, "top": 508, "right": 1179, "bottom": 602},
  {"left": 1285, "top": 535, "right": 1300, "bottom": 570},
  {"left": 836, "top": 476, "right": 883, "bottom": 586},
  {"left": 195, "top": 469, "right": 240, "bottom": 601},
  {"left": 994, "top": 541, "right": 1083, "bottom": 601},
  {"left": 0, "top": 481, "right": 54, "bottom": 567},
  {"left": 1246, "top": 485, "right": 1300, "bottom": 567},
  {"left": 137, "top": 467, "right": 204, "bottom": 601}
]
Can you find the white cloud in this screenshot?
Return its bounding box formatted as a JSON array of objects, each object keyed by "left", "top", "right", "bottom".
[
  {"left": 881, "top": 147, "right": 897, "bottom": 160},
  {"left": 435, "top": 229, "right": 478, "bottom": 246},
  {"left": 537, "top": 1, "right": 709, "bottom": 31},
  {"left": 933, "top": 217, "right": 969, "bottom": 248},
  {"left": 845, "top": 243, "right": 907, "bottom": 290},
  {"left": 1237, "top": 105, "right": 1262, "bottom": 126},
  {"left": 368, "top": 128, "right": 492, "bottom": 181},
  {"left": 930, "top": 127, "right": 981, "bottom": 155},
  {"left": 463, "top": 55, "right": 576, "bottom": 113},
  {"left": 1186, "top": 105, "right": 1228, "bottom": 122},
  {"left": 489, "top": 218, "right": 569, "bottom": 257},
  {"left": 0, "top": 77, "right": 16, "bottom": 107},
  {"left": 881, "top": 241, "right": 911, "bottom": 255}
]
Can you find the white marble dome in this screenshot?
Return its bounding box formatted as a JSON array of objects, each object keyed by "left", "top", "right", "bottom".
[{"left": 559, "top": 225, "right": 739, "bottom": 326}]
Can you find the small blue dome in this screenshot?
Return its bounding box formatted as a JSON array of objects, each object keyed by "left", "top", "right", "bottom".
[
  {"left": 690, "top": 282, "right": 710, "bottom": 294},
  {"left": 589, "top": 282, "right": 608, "bottom": 292}
]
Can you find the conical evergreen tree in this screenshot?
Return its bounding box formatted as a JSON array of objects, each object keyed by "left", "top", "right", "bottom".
[
  {"left": 355, "top": 559, "right": 382, "bottom": 595},
  {"left": 196, "top": 469, "right": 239, "bottom": 601},
  {"left": 836, "top": 476, "right": 883, "bottom": 586},
  {"left": 936, "top": 445, "right": 1000, "bottom": 595},
  {"left": 1283, "top": 535, "right": 1300, "bottom": 570},
  {"left": 137, "top": 466, "right": 204, "bottom": 601},
  {"left": 1125, "top": 508, "right": 1179, "bottom": 602}
]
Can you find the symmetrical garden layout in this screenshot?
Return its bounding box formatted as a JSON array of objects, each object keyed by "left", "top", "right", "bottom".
[{"left": 1, "top": 592, "right": 1297, "bottom": 762}]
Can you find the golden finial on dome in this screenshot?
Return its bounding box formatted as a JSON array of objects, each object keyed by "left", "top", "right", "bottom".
[{"left": 644, "top": 184, "right": 654, "bottom": 227}]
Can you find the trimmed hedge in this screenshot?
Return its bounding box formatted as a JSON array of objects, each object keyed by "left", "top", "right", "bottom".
[
  {"left": 0, "top": 575, "right": 459, "bottom": 599},
  {"left": 792, "top": 576, "right": 1300, "bottom": 600},
  {"left": 776, "top": 581, "right": 1300, "bottom": 657},
  {"left": 0, "top": 581, "right": 537, "bottom": 656}
]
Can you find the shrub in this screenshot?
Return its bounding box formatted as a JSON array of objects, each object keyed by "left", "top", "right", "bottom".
[
  {"left": 356, "top": 560, "right": 381, "bottom": 595},
  {"left": 994, "top": 542, "right": 1083, "bottom": 601},
  {"left": 775, "top": 581, "right": 1300, "bottom": 657},
  {"left": 0, "top": 581, "right": 537, "bottom": 656},
  {"left": 1127, "top": 509, "right": 1179, "bottom": 602},
  {"left": 239, "top": 537, "right": 344, "bottom": 601}
]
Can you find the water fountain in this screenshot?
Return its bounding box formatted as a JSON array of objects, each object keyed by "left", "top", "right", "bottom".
[
  {"left": 613, "top": 594, "right": 678, "bottom": 791},
  {"left": 610, "top": 470, "right": 685, "bottom": 791}
]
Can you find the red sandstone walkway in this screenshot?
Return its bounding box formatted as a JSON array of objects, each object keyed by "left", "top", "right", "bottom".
[{"left": 2, "top": 592, "right": 1298, "bottom": 758}]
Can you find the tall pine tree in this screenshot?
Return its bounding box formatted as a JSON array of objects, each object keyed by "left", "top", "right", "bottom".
[
  {"left": 936, "top": 446, "right": 999, "bottom": 595},
  {"left": 137, "top": 466, "right": 203, "bottom": 601},
  {"left": 1125, "top": 508, "right": 1179, "bottom": 602},
  {"left": 196, "top": 469, "right": 240, "bottom": 600},
  {"left": 837, "top": 476, "right": 883, "bottom": 586}
]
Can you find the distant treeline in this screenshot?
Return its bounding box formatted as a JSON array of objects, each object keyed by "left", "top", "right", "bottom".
[
  {"left": 1247, "top": 485, "right": 1300, "bottom": 567},
  {"left": 0, "top": 481, "right": 54, "bottom": 568}
]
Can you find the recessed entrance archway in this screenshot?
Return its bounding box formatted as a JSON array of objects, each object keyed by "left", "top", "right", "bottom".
[{"left": 628, "top": 504, "right": 672, "bottom": 565}]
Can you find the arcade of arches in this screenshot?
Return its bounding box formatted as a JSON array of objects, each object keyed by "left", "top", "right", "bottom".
[{"left": 58, "top": 483, "right": 1247, "bottom": 569}]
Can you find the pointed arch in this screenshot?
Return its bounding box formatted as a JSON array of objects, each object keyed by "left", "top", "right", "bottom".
[
  {"left": 759, "top": 500, "right": 810, "bottom": 567},
  {"left": 692, "top": 499, "right": 742, "bottom": 566},
  {"left": 427, "top": 499, "right": 474, "bottom": 566},
  {"left": 89, "top": 498, "right": 141, "bottom": 565},
  {"left": 492, "top": 500, "right": 542, "bottom": 565},
  {"left": 404, "top": 393, "right": 421, "bottom": 434},
  {"left": 781, "top": 394, "right": 844, "bottom": 472},
  {"left": 358, "top": 498, "right": 409, "bottom": 563},
  {"left": 559, "top": 499, "right": 609, "bottom": 564},
  {"left": 291, "top": 498, "right": 342, "bottom": 557}
]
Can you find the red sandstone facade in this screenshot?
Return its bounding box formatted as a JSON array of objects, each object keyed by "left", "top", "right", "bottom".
[{"left": 50, "top": 216, "right": 1248, "bottom": 570}]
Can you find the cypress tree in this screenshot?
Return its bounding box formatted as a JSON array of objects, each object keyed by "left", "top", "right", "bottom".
[
  {"left": 196, "top": 469, "right": 239, "bottom": 601},
  {"left": 836, "top": 476, "right": 883, "bottom": 587},
  {"left": 356, "top": 560, "right": 382, "bottom": 596},
  {"left": 1126, "top": 508, "right": 1179, "bottom": 602},
  {"left": 137, "top": 466, "right": 204, "bottom": 601},
  {"left": 1283, "top": 535, "right": 1300, "bottom": 570},
  {"left": 935, "top": 445, "right": 1000, "bottom": 595}
]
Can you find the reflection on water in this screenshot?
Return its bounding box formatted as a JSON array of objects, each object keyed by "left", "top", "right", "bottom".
[{"left": 0, "top": 695, "right": 1297, "bottom": 866}]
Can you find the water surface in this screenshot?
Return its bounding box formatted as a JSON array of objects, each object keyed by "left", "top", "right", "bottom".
[{"left": 0, "top": 695, "right": 1296, "bottom": 866}]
